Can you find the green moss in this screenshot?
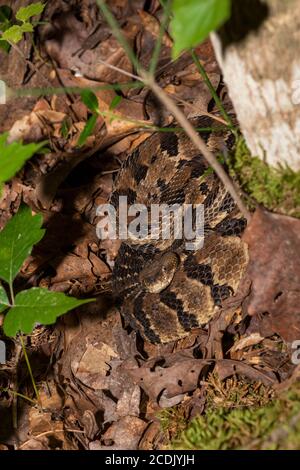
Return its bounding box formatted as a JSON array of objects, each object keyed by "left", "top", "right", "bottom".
[
  {"left": 229, "top": 137, "right": 300, "bottom": 217},
  {"left": 157, "top": 406, "right": 187, "bottom": 446},
  {"left": 171, "top": 381, "right": 300, "bottom": 450}
]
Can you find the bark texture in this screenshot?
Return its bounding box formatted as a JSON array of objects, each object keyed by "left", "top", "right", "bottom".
[{"left": 211, "top": 0, "right": 300, "bottom": 171}]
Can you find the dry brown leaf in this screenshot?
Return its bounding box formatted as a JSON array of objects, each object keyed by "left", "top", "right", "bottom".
[
  {"left": 215, "top": 359, "right": 278, "bottom": 386},
  {"left": 127, "top": 358, "right": 212, "bottom": 403},
  {"left": 138, "top": 10, "right": 172, "bottom": 47},
  {"left": 243, "top": 208, "right": 300, "bottom": 342},
  {"left": 91, "top": 416, "right": 147, "bottom": 450},
  {"left": 20, "top": 437, "right": 50, "bottom": 451},
  {"left": 229, "top": 333, "right": 264, "bottom": 353}
]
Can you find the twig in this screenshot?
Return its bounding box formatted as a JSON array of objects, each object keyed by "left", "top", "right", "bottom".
[
  {"left": 18, "top": 429, "right": 86, "bottom": 449},
  {"left": 0, "top": 387, "right": 37, "bottom": 405},
  {"left": 96, "top": 57, "right": 140, "bottom": 81}
]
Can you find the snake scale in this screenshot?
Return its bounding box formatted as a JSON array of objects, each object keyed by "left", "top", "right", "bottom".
[{"left": 110, "top": 116, "right": 249, "bottom": 343}]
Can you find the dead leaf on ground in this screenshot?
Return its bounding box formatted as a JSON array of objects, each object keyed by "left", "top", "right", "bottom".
[
  {"left": 91, "top": 416, "right": 147, "bottom": 450},
  {"left": 215, "top": 359, "right": 278, "bottom": 386},
  {"left": 127, "top": 355, "right": 212, "bottom": 405},
  {"left": 242, "top": 208, "right": 300, "bottom": 342}
]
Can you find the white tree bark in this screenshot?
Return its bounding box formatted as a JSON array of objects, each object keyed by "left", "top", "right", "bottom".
[{"left": 211, "top": 0, "right": 300, "bottom": 171}]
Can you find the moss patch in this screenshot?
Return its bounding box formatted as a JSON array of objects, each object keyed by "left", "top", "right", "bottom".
[
  {"left": 169, "top": 380, "right": 300, "bottom": 450},
  {"left": 229, "top": 137, "right": 300, "bottom": 217}
]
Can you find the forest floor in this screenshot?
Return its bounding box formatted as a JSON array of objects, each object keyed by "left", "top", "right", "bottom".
[{"left": 0, "top": 0, "right": 300, "bottom": 450}]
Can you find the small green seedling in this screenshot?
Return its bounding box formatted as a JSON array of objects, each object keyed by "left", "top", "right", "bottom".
[
  {"left": 0, "top": 2, "right": 45, "bottom": 49},
  {"left": 0, "top": 205, "right": 94, "bottom": 337},
  {"left": 0, "top": 132, "right": 47, "bottom": 194}
]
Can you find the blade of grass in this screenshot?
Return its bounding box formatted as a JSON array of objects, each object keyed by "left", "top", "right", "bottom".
[
  {"left": 149, "top": 0, "right": 172, "bottom": 75},
  {"left": 191, "top": 49, "right": 234, "bottom": 129},
  {"left": 96, "top": 0, "right": 140, "bottom": 72},
  {"left": 0, "top": 388, "right": 37, "bottom": 405},
  {"left": 19, "top": 334, "right": 41, "bottom": 405}
]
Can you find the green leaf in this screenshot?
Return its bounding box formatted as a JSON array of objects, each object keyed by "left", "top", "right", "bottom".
[
  {"left": 170, "top": 0, "right": 231, "bottom": 58},
  {"left": 20, "top": 22, "right": 34, "bottom": 33},
  {"left": 0, "top": 6, "right": 12, "bottom": 51},
  {"left": 0, "top": 133, "right": 47, "bottom": 185},
  {"left": 15, "top": 2, "right": 45, "bottom": 23},
  {"left": 3, "top": 288, "right": 94, "bottom": 336},
  {"left": 60, "top": 119, "right": 70, "bottom": 138},
  {"left": 0, "top": 284, "right": 10, "bottom": 313},
  {"left": 0, "top": 5, "right": 12, "bottom": 23},
  {"left": 81, "top": 90, "right": 99, "bottom": 113},
  {"left": 0, "top": 40, "right": 10, "bottom": 52},
  {"left": 0, "top": 25, "right": 23, "bottom": 43},
  {"left": 0, "top": 205, "right": 45, "bottom": 285},
  {"left": 109, "top": 95, "right": 122, "bottom": 110},
  {"left": 0, "top": 21, "right": 34, "bottom": 44},
  {"left": 78, "top": 114, "right": 98, "bottom": 147}
]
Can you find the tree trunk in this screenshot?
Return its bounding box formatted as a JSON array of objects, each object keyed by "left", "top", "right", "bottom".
[{"left": 211, "top": 0, "right": 300, "bottom": 171}]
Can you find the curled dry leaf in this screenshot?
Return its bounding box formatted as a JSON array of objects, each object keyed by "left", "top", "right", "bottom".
[
  {"left": 43, "top": 10, "right": 134, "bottom": 83},
  {"left": 19, "top": 437, "right": 50, "bottom": 451},
  {"left": 8, "top": 100, "right": 66, "bottom": 144},
  {"left": 229, "top": 333, "right": 264, "bottom": 354},
  {"left": 242, "top": 208, "right": 300, "bottom": 342},
  {"left": 215, "top": 359, "right": 278, "bottom": 386},
  {"left": 127, "top": 357, "right": 212, "bottom": 405}
]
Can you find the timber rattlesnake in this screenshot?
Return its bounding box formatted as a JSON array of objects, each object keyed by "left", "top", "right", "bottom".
[{"left": 110, "top": 116, "right": 248, "bottom": 343}]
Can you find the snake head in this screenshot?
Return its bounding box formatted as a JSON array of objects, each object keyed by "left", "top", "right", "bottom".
[{"left": 139, "top": 252, "right": 180, "bottom": 294}]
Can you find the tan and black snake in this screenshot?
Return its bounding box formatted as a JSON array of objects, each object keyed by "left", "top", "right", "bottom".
[{"left": 110, "top": 116, "right": 248, "bottom": 343}]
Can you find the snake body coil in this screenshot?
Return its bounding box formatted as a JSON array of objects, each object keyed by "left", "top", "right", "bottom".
[{"left": 110, "top": 117, "right": 248, "bottom": 343}]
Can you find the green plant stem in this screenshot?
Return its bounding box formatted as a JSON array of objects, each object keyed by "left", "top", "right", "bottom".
[
  {"left": 191, "top": 49, "right": 234, "bottom": 129},
  {"left": 141, "top": 71, "right": 251, "bottom": 221},
  {"left": 98, "top": 108, "right": 225, "bottom": 133},
  {"left": 96, "top": 0, "right": 140, "bottom": 72},
  {"left": 95, "top": 1, "right": 251, "bottom": 222},
  {"left": 149, "top": 0, "right": 172, "bottom": 75},
  {"left": 9, "top": 282, "right": 15, "bottom": 305},
  {"left": 19, "top": 334, "right": 41, "bottom": 405},
  {"left": 8, "top": 81, "right": 144, "bottom": 99},
  {"left": 11, "top": 341, "right": 22, "bottom": 429},
  {"left": 0, "top": 387, "right": 37, "bottom": 405}
]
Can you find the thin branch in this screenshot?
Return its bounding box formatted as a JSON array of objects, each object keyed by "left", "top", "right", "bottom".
[
  {"left": 11, "top": 341, "right": 22, "bottom": 429},
  {"left": 96, "top": 57, "right": 140, "bottom": 81}
]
